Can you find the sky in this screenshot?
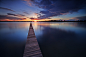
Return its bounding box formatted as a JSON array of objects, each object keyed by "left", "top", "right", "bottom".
[{"left": 0, "top": 0, "right": 86, "bottom": 21}]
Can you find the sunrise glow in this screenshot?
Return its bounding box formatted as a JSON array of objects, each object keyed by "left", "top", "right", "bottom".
[
  {"left": 34, "top": 20, "right": 37, "bottom": 22},
  {"left": 0, "top": 0, "right": 86, "bottom": 21}
]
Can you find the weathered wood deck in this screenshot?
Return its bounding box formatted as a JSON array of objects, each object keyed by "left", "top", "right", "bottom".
[{"left": 23, "top": 23, "right": 43, "bottom": 57}]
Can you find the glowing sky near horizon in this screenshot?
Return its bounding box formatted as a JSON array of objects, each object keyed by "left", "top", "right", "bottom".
[{"left": 0, "top": 0, "right": 86, "bottom": 21}]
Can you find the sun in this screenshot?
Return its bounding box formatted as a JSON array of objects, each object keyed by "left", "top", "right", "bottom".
[{"left": 34, "top": 20, "right": 37, "bottom": 22}]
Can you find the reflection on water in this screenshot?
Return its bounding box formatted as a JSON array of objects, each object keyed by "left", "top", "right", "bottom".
[
  {"left": 0, "top": 22, "right": 86, "bottom": 57},
  {"left": 0, "top": 22, "right": 30, "bottom": 57},
  {"left": 37, "top": 27, "right": 86, "bottom": 57},
  {"left": 32, "top": 22, "right": 86, "bottom": 57}
]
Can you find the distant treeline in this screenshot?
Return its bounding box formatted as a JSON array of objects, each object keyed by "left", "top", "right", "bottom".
[{"left": 0, "top": 20, "right": 86, "bottom": 22}]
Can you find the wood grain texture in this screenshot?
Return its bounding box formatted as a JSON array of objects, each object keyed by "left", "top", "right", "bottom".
[{"left": 23, "top": 23, "right": 43, "bottom": 57}]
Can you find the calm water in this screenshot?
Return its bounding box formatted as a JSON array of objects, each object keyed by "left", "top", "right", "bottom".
[{"left": 0, "top": 22, "right": 86, "bottom": 57}]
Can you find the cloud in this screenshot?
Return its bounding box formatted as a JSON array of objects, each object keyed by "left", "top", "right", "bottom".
[
  {"left": 0, "top": 15, "right": 26, "bottom": 20},
  {"left": 68, "top": 16, "right": 86, "bottom": 21},
  {"left": 34, "top": 13, "right": 38, "bottom": 16},
  {"left": 24, "top": 0, "right": 86, "bottom": 19},
  {"left": 7, "top": 13, "right": 25, "bottom": 17},
  {"left": 19, "top": 14, "right": 25, "bottom": 16},
  {"left": 7, "top": 13, "right": 17, "bottom": 16},
  {"left": 30, "top": 17, "right": 36, "bottom": 20},
  {"left": 23, "top": 0, "right": 33, "bottom": 6},
  {"left": 30, "top": 17, "right": 35, "bottom": 19},
  {"left": 74, "top": 16, "right": 86, "bottom": 20},
  {"left": 30, "top": 17, "right": 39, "bottom": 20},
  {"left": 0, "top": 7, "right": 15, "bottom": 12},
  {"left": 23, "top": 12, "right": 29, "bottom": 14}
]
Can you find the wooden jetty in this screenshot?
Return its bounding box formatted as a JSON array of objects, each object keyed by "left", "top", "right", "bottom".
[{"left": 23, "top": 23, "right": 43, "bottom": 57}]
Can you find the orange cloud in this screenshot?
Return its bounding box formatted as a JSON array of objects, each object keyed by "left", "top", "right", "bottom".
[
  {"left": 34, "top": 13, "right": 38, "bottom": 16},
  {"left": 23, "top": 0, "right": 32, "bottom": 6},
  {"left": 0, "top": 15, "right": 26, "bottom": 21}
]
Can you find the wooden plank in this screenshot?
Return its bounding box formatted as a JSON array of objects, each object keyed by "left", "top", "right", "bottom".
[{"left": 23, "top": 23, "right": 43, "bottom": 57}]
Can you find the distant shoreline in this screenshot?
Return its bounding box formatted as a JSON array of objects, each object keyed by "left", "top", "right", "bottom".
[{"left": 0, "top": 21, "right": 86, "bottom": 22}]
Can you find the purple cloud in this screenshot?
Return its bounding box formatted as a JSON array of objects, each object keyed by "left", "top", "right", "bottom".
[
  {"left": 74, "top": 16, "right": 86, "bottom": 20},
  {"left": 30, "top": 17, "right": 35, "bottom": 19},
  {"left": 24, "top": 0, "right": 86, "bottom": 19},
  {"left": 0, "top": 15, "right": 26, "bottom": 20},
  {"left": 0, "top": 7, "right": 15, "bottom": 12},
  {"left": 7, "top": 13, "right": 25, "bottom": 17}
]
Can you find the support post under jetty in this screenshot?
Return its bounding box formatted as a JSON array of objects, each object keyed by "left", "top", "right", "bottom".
[{"left": 23, "top": 23, "right": 43, "bottom": 57}]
